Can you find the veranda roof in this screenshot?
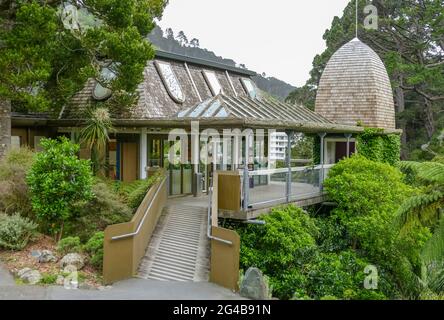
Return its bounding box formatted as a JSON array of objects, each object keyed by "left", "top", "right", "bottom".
[{"left": 175, "top": 94, "right": 332, "bottom": 124}]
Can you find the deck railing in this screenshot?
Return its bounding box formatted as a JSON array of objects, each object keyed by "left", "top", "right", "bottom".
[{"left": 242, "top": 164, "right": 334, "bottom": 210}]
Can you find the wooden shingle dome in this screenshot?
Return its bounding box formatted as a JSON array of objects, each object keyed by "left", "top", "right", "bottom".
[{"left": 315, "top": 38, "right": 396, "bottom": 129}]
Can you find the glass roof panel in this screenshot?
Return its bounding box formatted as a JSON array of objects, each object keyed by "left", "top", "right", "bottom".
[
  {"left": 241, "top": 78, "right": 257, "bottom": 99},
  {"left": 202, "top": 99, "right": 221, "bottom": 117},
  {"left": 203, "top": 71, "right": 223, "bottom": 96},
  {"left": 214, "top": 107, "right": 229, "bottom": 118},
  {"left": 188, "top": 99, "right": 211, "bottom": 118},
  {"left": 177, "top": 107, "right": 191, "bottom": 118}
]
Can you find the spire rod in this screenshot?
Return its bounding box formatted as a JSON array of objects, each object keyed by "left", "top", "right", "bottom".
[{"left": 355, "top": 0, "right": 358, "bottom": 39}]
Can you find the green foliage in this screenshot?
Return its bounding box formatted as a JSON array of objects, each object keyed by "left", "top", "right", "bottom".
[
  {"left": 285, "top": 85, "right": 316, "bottom": 110},
  {"left": 235, "top": 204, "right": 389, "bottom": 300},
  {"left": 80, "top": 108, "right": 113, "bottom": 175},
  {"left": 68, "top": 179, "right": 132, "bottom": 241},
  {"left": 325, "top": 155, "right": 430, "bottom": 298},
  {"left": 0, "top": 0, "right": 167, "bottom": 113},
  {"left": 57, "top": 236, "right": 82, "bottom": 255},
  {"left": 83, "top": 231, "right": 104, "bottom": 270},
  {"left": 0, "top": 147, "right": 35, "bottom": 216},
  {"left": 236, "top": 205, "right": 318, "bottom": 299},
  {"left": 126, "top": 172, "right": 163, "bottom": 209},
  {"left": 356, "top": 129, "right": 401, "bottom": 165},
  {"left": 237, "top": 156, "right": 434, "bottom": 299},
  {"left": 0, "top": 213, "right": 38, "bottom": 250},
  {"left": 305, "top": 251, "right": 386, "bottom": 300},
  {"left": 26, "top": 137, "right": 93, "bottom": 238},
  {"left": 398, "top": 159, "right": 444, "bottom": 269},
  {"left": 39, "top": 273, "right": 58, "bottom": 285}
]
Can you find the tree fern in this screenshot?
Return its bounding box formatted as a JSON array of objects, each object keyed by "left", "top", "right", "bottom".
[{"left": 398, "top": 160, "right": 444, "bottom": 267}]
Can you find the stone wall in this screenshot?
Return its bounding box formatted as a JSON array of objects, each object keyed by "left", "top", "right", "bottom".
[{"left": 0, "top": 99, "right": 11, "bottom": 159}]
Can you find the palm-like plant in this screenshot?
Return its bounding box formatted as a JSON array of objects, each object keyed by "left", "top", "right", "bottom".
[{"left": 80, "top": 107, "right": 113, "bottom": 175}]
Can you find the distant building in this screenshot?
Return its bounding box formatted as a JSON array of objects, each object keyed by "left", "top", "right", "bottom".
[{"left": 269, "top": 132, "right": 288, "bottom": 162}]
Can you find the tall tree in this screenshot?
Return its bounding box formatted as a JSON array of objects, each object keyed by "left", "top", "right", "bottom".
[
  {"left": 286, "top": 0, "right": 444, "bottom": 159},
  {"left": 0, "top": 0, "right": 168, "bottom": 115},
  {"left": 176, "top": 30, "right": 188, "bottom": 47}
]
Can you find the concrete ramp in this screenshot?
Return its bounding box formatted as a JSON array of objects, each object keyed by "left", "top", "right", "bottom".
[{"left": 138, "top": 204, "right": 209, "bottom": 281}]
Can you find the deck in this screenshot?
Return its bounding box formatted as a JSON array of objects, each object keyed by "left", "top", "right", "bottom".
[{"left": 167, "top": 180, "right": 327, "bottom": 220}]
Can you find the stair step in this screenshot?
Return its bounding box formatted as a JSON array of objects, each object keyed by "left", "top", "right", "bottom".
[{"left": 138, "top": 203, "right": 210, "bottom": 282}]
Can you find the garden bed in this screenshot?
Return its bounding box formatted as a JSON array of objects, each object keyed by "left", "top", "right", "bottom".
[{"left": 0, "top": 234, "right": 103, "bottom": 289}]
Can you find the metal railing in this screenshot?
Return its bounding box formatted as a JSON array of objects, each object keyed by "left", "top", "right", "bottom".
[
  {"left": 241, "top": 164, "right": 334, "bottom": 209},
  {"left": 207, "top": 176, "right": 233, "bottom": 246}
]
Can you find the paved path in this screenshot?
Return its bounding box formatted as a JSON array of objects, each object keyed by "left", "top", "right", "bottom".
[{"left": 0, "top": 277, "right": 243, "bottom": 300}]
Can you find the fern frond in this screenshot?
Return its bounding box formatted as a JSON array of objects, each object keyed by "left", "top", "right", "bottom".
[
  {"left": 422, "top": 219, "right": 444, "bottom": 265},
  {"left": 416, "top": 162, "right": 444, "bottom": 184},
  {"left": 399, "top": 161, "right": 422, "bottom": 173},
  {"left": 397, "top": 191, "right": 444, "bottom": 226}
]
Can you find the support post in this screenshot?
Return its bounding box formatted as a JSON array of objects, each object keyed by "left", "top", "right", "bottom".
[
  {"left": 242, "top": 133, "right": 250, "bottom": 212},
  {"left": 345, "top": 133, "right": 353, "bottom": 158},
  {"left": 286, "top": 131, "right": 293, "bottom": 203},
  {"left": 0, "top": 99, "right": 11, "bottom": 159},
  {"left": 318, "top": 133, "right": 327, "bottom": 190},
  {"left": 139, "top": 128, "right": 147, "bottom": 179}
]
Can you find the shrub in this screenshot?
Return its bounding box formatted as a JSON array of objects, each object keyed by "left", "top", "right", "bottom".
[
  {"left": 83, "top": 232, "right": 104, "bottom": 270},
  {"left": 0, "top": 147, "right": 34, "bottom": 216},
  {"left": 27, "top": 137, "right": 93, "bottom": 239},
  {"left": 305, "top": 251, "right": 386, "bottom": 300},
  {"left": 236, "top": 205, "right": 319, "bottom": 299},
  {"left": 40, "top": 273, "right": 57, "bottom": 285},
  {"left": 0, "top": 213, "right": 38, "bottom": 250},
  {"left": 324, "top": 155, "right": 429, "bottom": 298},
  {"left": 57, "top": 236, "right": 82, "bottom": 255},
  {"left": 125, "top": 172, "right": 162, "bottom": 209},
  {"left": 67, "top": 179, "right": 132, "bottom": 241}
]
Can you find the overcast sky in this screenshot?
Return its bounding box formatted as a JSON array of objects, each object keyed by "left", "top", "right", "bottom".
[{"left": 157, "top": 0, "right": 350, "bottom": 87}]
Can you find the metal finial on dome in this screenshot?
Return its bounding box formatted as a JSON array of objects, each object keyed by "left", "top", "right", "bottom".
[{"left": 356, "top": 0, "right": 358, "bottom": 39}]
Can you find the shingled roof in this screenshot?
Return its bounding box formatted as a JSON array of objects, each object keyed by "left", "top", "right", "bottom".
[
  {"left": 61, "top": 51, "right": 254, "bottom": 120},
  {"left": 315, "top": 38, "right": 396, "bottom": 130}
]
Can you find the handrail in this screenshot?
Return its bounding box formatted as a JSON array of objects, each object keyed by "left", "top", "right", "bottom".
[
  {"left": 112, "top": 177, "right": 166, "bottom": 241},
  {"left": 240, "top": 164, "right": 335, "bottom": 177},
  {"left": 207, "top": 176, "right": 233, "bottom": 246}
]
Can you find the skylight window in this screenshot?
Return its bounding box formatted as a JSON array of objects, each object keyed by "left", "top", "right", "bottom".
[
  {"left": 155, "top": 61, "right": 185, "bottom": 103},
  {"left": 203, "top": 71, "right": 223, "bottom": 96},
  {"left": 92, "top": 65, "right": 116, "bottom": 100},
  {"left": 241, "top": 78, "right": 257, "bottom": 99}
]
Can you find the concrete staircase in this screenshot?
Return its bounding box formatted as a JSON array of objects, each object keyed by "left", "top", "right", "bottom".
[{"left": 138, "top": 204, "right": 210, "bottom": 282}]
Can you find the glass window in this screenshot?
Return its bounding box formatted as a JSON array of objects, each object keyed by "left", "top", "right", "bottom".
[
  {"left": 203, "top": 71, "right": 223, "bottom": 96},
  {"left": 34, "top": 136, "right": 45, "bottom": 152},
  {"left": 241, "top": 78, "right": 257, "bottom": 99},
  {"left": 155, "top": 61, "right": 185, "bottom": 103},
  {"left": 11, "top": 136, "right": 20, "bottom": 149}
]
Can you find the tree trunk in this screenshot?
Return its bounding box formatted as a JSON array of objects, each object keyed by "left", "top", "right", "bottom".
[
  {"left": 424, "top": 98, "right": 435, "bottom": 139},
  {"left": 394, "top": 81, "right": 408, "bottom": 159},
  {"left": 0, "top": 99, "right": 11, "bottom": 159}
]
